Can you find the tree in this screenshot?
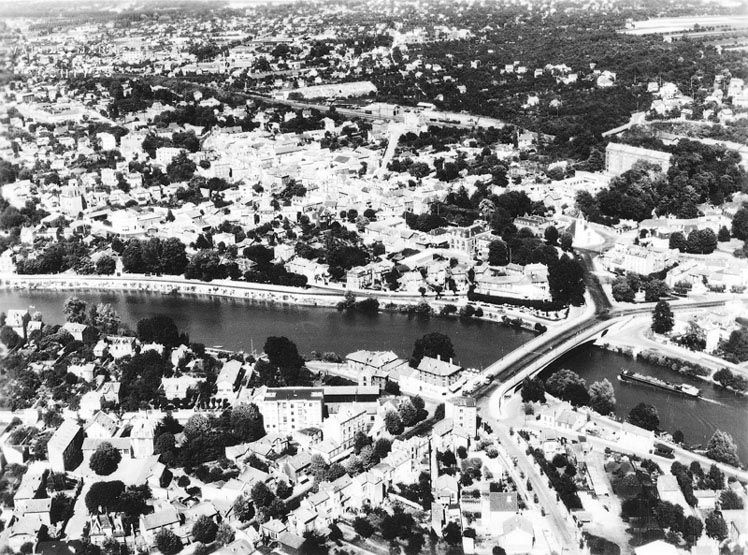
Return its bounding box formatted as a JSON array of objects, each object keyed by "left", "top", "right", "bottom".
[
  {"left": 251, "top": 481, "right": 275, "bottom": 509},
  {"left": 161, "top": 238, "right": 188, "bottom": 275},
  {"left": 683, "top": 515, "right": 703, "bottom": 544},
  {"left": 63, "top": 296, "right": 87, "bottom": 323},
  {"left": 264, "top": 336, "right": 304, "bottom": 381},
  {"left": 398, "top": 398, "right": 418, "bottom": 427},
  {"left": 706, "top": 430, "right": 741, "bottom": 467},
  {"left": 384, "top": 411, "right": 404, "bottom": 435},
  {"left": 719, "top": 489, "right": 744, "bottom": 510},
  {"left": 559, "top": 232, "right": 573, "bottom": 251},
  {"left": 719, "top": 328, "right": 748, "bottom": 363},
  {"left": 353, "top": 517, "right": 374, "bottom": 538},
  {"left": 166, "top": 151, "right": 196, "bottom": 183},
  {"left": 611, "top": 277, "right": 635, "bottom": 302},
  {"left": 651, "top": 300, "right": 674, "bottom": 334},
  {"left": 669, "top": 231, "right": 688, "bottom": 251},
  {"left": 589, "top": 379, "right": 616, "bottom": 414},
  {"left": 686, "top": 228, "right": 717, "bottom": 254},
  {"left": 230, "top": 403, "right": 265, "bottom": 442},
  {"left": 374, "top": 437, "right": 392, "bottom": 459},
  {"left": 191, "top": 515, "right": 218, "bottom": 544},
  {"left": 136, "top": 315, "right": 185, "bottom": 348},
  {"left": 443, "top": 521, "right": 462, "bottom": 545},
  {"left": 90, "top": 442, "right": 122, "bottom": 475},
  {"left": 731, "top": 204, "right": 748, "bottom": 240},
  {"left": 0, "top": 326, "right": 22, "bottom": 349},
  {"left": 92, "top": 303, "right": 121, "bottom": 335},
  {"left": 628, "top": 403, "right": 659, "bottom": 431},
  {"left": 300, "top": 530, "right": 327, "bottom": 554},
  {"left": 717, "top": 226, "right": 731, "bottom": 242},
  {"left": 215, "top": 522, "right": 235, "bottom": 546},
  {"left": 545, "top": 369, "right": 588, "bottom": 406},
  {"left": 644, "top": 279, "right": 669, "bottom": 302},
  {"left": 96, "top": 255, "right": 116, "bottom": 275},
  {"left": 704, "top": 510, "right": 728, "bottom": 541},
  {"left": 544, "top": 226, "right": 559, "bottom": 245},
  {"left": 521, "top": 377, "right": 546, "bottom": 403},
  {"left": 488, "top": 239, "right": 509, "bottom": 265},
  {"left": 411, "top": 332, "right": 455, "bottom": 367},
  {"left": 155, "top": 528, "right": 182, "bottom": 555},
  {"left": 276, "top": 480, "right": 293, "bottom": 500},
  {"left": 85, "top": 481, "right": 125, "bottom": 513},
  {"left": 547, "top": 254, "right": 585, "bottom": 306},
  {"left": 232, "top": 494, "right": 254, "bottom": 522},
  {"left": 50, "top": 493, "right": 74, "bottom": 524}
]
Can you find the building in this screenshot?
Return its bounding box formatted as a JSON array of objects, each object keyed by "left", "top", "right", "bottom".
[
  {"left": 216, "top": 360, "right": 243, "bottom": 399},
  {"left": 48, "top": 420, "right": 84, "bottom": 472},
  {"left": 321, "top": 404, "right": 368, "bottom": 450},
  {"left": 346, "top": 350, "right": 401, "bottom": 390},
  {"left": 401, "top": 355, "right": 464, "bottom": 398},
  {"left": 605, "top": 142, "right": 672, "bottom": 176},
  {"left": 259, "top": 388, "right": 324, "bottom": 436},
  {"left": 444, "top": 396, "right": 477, "bottom": 438},
  {"left": 130, "top": 415, "right": 155, "bottom": 459}
]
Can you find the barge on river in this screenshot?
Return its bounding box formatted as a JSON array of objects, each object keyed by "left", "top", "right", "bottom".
[{"left": 618, "top": 369, "right": 701, "bottom": 398}]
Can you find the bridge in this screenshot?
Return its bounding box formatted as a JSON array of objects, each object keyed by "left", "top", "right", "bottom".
[{"left": 470, "top": 295, "right": 741, "bottom": 407}]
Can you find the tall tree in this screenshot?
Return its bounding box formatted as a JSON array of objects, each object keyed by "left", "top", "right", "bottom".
[
  {"left": 651, "top": 300, "right": 674, "bottom": 334},
  {"left": 589, "top": 379, "right": 616, "bottom": 415},
  {"left": 547, "top": 254, "right": 585, "bottom": 306},
  {"left": 411, "top": 332, "right": 455, "bottom": 367},
  {"left": 628, "top": 402, "right": 659, "bottom": 431},
  {"left": 706, "top": 430, "right": 741, "bottom": 467},
  {"left": 63, "top": 296, "right": 87, "bottom": 324}
]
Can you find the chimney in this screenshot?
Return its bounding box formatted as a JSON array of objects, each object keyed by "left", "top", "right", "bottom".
[
  {"left": 437, "top": 354, "right": 441, "bottom": 361},
  {"left": 450, "top": 358, "right": 453, "bottom": 364}
]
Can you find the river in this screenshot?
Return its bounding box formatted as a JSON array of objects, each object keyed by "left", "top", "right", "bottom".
[
  {"left": 543, "top": 345, "right": 748, "bottom": 463},
  {"left": 2, "top": 289, "right": 746, "bottom": 462},
  {"left": 0, "top": 289, "right": 530, "bottom": 370}
]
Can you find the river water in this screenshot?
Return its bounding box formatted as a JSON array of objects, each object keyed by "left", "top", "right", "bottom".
[{"left": 2, "top": 289, "right": 746, "bottom": 462}]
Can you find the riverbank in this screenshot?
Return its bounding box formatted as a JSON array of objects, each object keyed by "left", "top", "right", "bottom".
[
  {"left": 595, "top": 315, "right": 748, "bottom": 396},
  {"left": 0, "top": 272, "right": 572, "bottom": 328}
]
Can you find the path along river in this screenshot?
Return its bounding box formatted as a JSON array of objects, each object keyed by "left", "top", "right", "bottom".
[{"left": 2, "top": 289, "right": 746, "bottom": 462}]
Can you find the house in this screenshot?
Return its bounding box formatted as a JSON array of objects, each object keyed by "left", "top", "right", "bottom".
[
  {"left": 657, "top": 475, "right": 689, "bottom": 509},
  {"left": 445, "top": 396, "right": 477, "bottom": 439},
  {"left": 88, "top": 513, "right": 127, "bottom": 547},
  {"left": 216, "top": 360, "right": 244, "bottom": 399},
  {"left": 107, "top": 336, "right": 137, "bottom": 359},
  {"left": 48, "top": 421, "right": 84, "bottom": 472},
  {"left": 498, "top": 515, "right": 535, "bottom": 554},
  {"left": 434, "top": 474, "right": 459, "bottom": 505},
  {"left": 139, "top": 508, "right": 181, "bottom": 547},
  {"left": 8, "top": 513, "right": 48, "bottom": 552},
  {"left": 401, "top": 356, "right": 463, "bottom": 398},
  {"left": 321, "top": 404, "right": 367, "bottom": 451},
  {"left": 62, "top": 322, "right": 97, "bottom": 343},
  {"left": 482, "top": 492, "right": 519, "bottom": 530},
  {"left": 68, "top": 363, "right": 96, "bottom": 382},
  {"left": 277, "top": 451, "right": 313, "bottom": 483},
  {"left": 84, "top": 411, "right": 120, "bottom": 439},
  {"left": 261, "top": 519, "right": 287, "bottom": 541},
  {"left": 346, "top": 350, "right": 401, "bottom": 390}
]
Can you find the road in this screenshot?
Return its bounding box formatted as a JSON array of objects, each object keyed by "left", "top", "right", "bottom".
[{"left": 488, "top": 421, "right": 581, "bottom": 552}]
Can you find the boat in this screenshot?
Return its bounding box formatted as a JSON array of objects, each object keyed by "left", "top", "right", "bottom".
[{"left": 617, "top": 369, "right": 701, "bottom": 398}]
